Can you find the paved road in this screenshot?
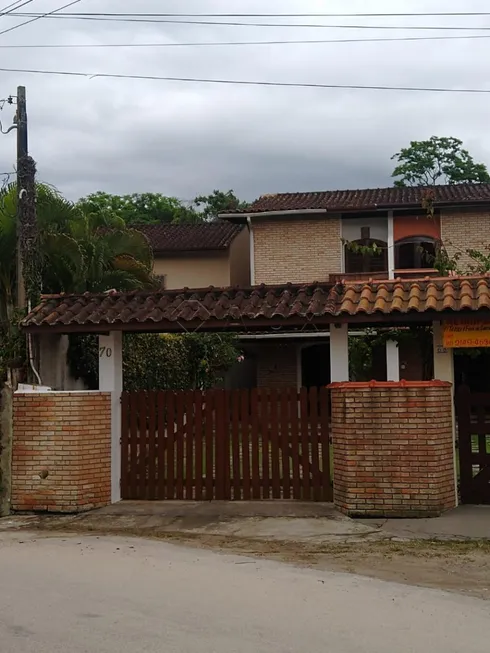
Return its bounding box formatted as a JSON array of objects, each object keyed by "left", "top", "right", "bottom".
[{"left": 0, "top": 532, "right": 488, "bottom": 653}]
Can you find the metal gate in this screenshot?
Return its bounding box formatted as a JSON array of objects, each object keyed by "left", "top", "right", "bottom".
[
  {"left": 456, "top": 385, "right": 490, "bottom": 504},
  {"left": 121, "top": 387, "right": 332, "bottom": 502}
]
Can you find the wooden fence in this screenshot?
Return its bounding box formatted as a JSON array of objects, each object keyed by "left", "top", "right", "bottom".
[
  {"left": 456, "top": 385, "right": 490, "bottom": 505},
  {"left": 121, "top": 387, "right": 332, "bottom": 502}
]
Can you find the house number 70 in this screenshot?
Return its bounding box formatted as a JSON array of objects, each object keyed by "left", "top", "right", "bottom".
[{"left": 99, "top": 346, "right": 113, "bottom": 358}]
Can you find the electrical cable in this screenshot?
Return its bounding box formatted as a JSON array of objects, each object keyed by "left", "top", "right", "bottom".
[
  {"left": 0, "top": 65, "right": 489, "bottom": 94},
  {"left": 4, "top": 10, "right": 490, "bottom": 18},
  {"left": 1, "top": 33, "right": 489, "bottom": 48},
  {"left": 0, "top": 1, "right": 35, "bottom": 14},
  {"left": 1, "top": 14, "right": 490, "bottom": 31},
  {"left": 0, "top": 0, "right": 80, "bottom": 37}
]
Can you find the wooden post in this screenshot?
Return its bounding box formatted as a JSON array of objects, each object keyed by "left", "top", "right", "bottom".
[{"left": 16, "top": 86, "right": 29, "bottom": 309}]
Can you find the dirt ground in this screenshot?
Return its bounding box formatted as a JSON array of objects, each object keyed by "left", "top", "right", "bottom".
[{"left": 33, "top": 521, "right": 490, "bottom": 601}]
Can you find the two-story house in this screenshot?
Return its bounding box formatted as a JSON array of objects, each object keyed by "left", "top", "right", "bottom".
[{"left": 221, "top": 184, "right": 490, "bottom": 389}]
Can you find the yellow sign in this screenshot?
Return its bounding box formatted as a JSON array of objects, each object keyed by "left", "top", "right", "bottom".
[{"left": 443, "top": 320, "right": 490, "bottom": 348}]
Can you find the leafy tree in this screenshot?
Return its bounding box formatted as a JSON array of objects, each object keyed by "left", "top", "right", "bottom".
[
  {"left": 0, "top": 182, "right": 156, "bottom": 301},
  {"left": 0, "top": 185, "right": 16, "bottom": 323},
  {"left": 68, "top": 332, "right": 241, "bottom": 391},
  {"left": 42, "top": 208, "right": 155, "bottom": 294},
  {"left": 194, "top": 189, "right": 247, "bottom": 220},
  {"left": 392, "top": 136, "right": 490, "bottom": 187},
  {"left": 77, "top": 191, "right": 200, "bottom": 225},
  {"left": 1, "top": 182, "right": 241, "bottom": 387},
  {"left": 434, "top": 242, "right": 490, "bottom": 277}
]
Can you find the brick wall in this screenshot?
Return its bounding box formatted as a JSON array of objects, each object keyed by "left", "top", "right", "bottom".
[
  {"left": 330, "top": 381, "right": 456, "bottom": 517},
  {"left": 12, "top": 392, "right": 111, "bottom": 513},
  {"left": 257, "top": 344, "right": 298, "bottom": 388},
  {"left": 253, "top": 217, "right": 342, "bottom": 284},
  {"left": 441, "top": 210, "right": 490, "bottom": 270}
]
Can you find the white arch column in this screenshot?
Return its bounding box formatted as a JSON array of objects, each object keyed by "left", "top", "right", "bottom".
[
  {"left": 330, "top": 324, "right": 349, "bottom": 382},
  {"left": 99, "top": 331, "right": 123, "bottom": 503}
]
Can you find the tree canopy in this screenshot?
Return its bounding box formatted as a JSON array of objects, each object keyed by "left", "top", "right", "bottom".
[
  {"left": 194, "top": 189, "right": 247, "bottom": 220},
  {"left": 0, "top": 181, "right": 241, "bottom": 387},
  {"left": 391, "top": 136, "right": 490, "bottom": 187},
  {"left": 77, "top": 189, "right": 247, "bottom": 225},
  {"left": 0, "top": 182, "right": 156, "bottom": 314},
  {"left": 77, "top": 191, "right": 200, "bottom": 225}
]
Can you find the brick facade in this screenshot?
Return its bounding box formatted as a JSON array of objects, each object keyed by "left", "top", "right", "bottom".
[
  {"left": 257, "top": 344, "right": 298, "bottom": 388},
  {"left": 12, "top": 392, "right": 111, "bottom": 513},
  {"left": 441, "top": 210, "right": 490, "bottom": 270},
  {"left": 250, "top": 210, "right": 490, "bottom": 285},
  {"left": 330, "top": 381, "right": 456, "bottom": 517},
  {"left": 253, "top": 217, "right": 341, "bottom": 284}
]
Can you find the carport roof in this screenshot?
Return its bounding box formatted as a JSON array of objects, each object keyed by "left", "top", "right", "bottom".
[{"left": 21, "top": 276, "right": 490, "bottom": 334}]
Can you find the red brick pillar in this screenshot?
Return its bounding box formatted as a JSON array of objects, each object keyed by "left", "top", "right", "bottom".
[{"left": 329, "top": 381, "right": 456, "bottom": 517}]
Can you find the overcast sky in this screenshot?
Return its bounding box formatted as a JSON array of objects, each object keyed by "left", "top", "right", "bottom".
[{"left": 0, "top": 0, "right": 489, "bottom": 202}]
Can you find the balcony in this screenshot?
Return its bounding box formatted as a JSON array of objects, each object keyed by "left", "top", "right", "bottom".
[
  {"left": 329, "top": 271, "right": 389, "bottom": 283},
  {"left": 329, "top": 269, "right": 440, "bottom": 283},
  {"left": 393, "top": 268, "right": 440, "bottom": 280}
]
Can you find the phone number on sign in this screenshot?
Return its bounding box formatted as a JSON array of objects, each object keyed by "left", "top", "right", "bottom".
[{"left": 446, "top": 338, "right": 490, "bottom": 347}]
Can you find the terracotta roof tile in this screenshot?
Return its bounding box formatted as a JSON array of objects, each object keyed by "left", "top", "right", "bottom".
[
  {"left": 228, "top": 184, "right": 490, "bottom": 214},
  {"left": 137, "top": 222, "right": 243, "bottom": 253},
  {"left": 22, "top": 276, "right": 490, "bottom": 333}
]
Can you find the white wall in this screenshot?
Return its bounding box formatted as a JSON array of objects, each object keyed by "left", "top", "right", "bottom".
[
  {"left": 341, "top": 217, "right": 388, "bottom": 243},
  {"left": 38, "top": 334, "right": 88, "bottom": 391}
]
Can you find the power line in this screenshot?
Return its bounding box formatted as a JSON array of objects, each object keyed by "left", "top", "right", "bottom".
[
  {"left": 1, "top": 65, "right": 490, "bottom": 94},
  {"left": 1, "top": 33, "right": 490, "bottom": 49},
  {"left": 0, "top": 0, "right": 80, "bottom": 37},
  {"left": 0, "top": 0, "right": 36, "bottom": 15},
  {"left": 2, "top": 14, "right": 490, "bottom": 31},
  {"left": 4, "top": 11, "right": 490, "bottom": 18}
]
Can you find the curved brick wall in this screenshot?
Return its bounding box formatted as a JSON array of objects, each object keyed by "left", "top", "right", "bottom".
[{"left": 329, "top": 381, "right": 457, "bottom": 517}]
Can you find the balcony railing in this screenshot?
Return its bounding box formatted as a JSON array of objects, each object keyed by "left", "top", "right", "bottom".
[{"left": 328, "top": 268, "right": 440, "bottom": 283}]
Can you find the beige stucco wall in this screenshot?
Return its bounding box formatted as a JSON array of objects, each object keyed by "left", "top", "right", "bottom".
[
  {"left": 441, "top": 209, "right": 490, "bottom": 272},
  {"left": 229, "top": 227, "right": 251, "bottom": 286},
  {"left": 153, "top": 253, "right": 231, "bottom": 289},
  {"left": 252, "top": 217, "right": 342, "bottom": 285}
]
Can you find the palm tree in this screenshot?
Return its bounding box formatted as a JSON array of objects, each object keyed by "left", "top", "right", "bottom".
[
  {"left": 0, "top": 184, "right": 16, "bottom": 322},
  {"left": 0, "top": 182, "right": 156, "bottom": 305}
]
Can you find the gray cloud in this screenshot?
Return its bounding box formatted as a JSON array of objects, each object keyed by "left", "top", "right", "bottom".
[{"left": 0, "top": 0, "right": 489, "bottom": 202}]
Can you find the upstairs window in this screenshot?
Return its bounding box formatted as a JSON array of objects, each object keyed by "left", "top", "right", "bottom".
[
  {"left": 395, "top": 237, "right": 437, "bottom": 270},
  {"left": 344, "top": 228, "right": 388, "bottom": 275}
]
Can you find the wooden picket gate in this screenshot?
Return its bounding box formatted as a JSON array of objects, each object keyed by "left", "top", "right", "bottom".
[
  {"left": 456, "top": 385, "right": 490, "bottom": 504},
  {"left": 121, "top": 387, "right": 332, "bottom": 501}
]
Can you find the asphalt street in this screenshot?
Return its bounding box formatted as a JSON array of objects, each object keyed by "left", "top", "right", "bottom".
[{"left": 0, "top": 532, "right": 488, "bottom": 653}]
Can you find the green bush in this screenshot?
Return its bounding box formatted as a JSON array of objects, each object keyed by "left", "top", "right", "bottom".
[
  {"left": 0, "top": 311, "right": 27, "bottom": 383},
  {"left": 68, "top": 332, "right": 241, "bottom": 391}
]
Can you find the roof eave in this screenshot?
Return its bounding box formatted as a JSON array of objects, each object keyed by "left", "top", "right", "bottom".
[
  {"left": 220, "top": 208, "right": 328, "bottom": 220},
  {"left": 152, "top": 246, "right": 230, "bottom": 256},
  {"left": 22, "top": 308, "right": 486, "bottom": 336},
  {"left": 222, "top": 198, "right": 490, "bottom": 218}
]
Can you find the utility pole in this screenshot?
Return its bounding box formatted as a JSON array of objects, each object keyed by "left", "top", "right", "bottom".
[{"left": 15, "top": 85, "right": 28, "bottom": 309}]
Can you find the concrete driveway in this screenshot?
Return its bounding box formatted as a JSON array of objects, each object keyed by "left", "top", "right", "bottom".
[
  {"left": 34, "top": 500, "right": 490, "bottom": 543},
  {"left": 0, "top": 531, "right": 489, "bottom": 653}
]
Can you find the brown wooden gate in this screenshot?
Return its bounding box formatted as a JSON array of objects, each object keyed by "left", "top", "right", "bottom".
[
  {"left": 456, "top": 385, "right": 490, "bottom": 504},
  {"left": 121, "top": 387, "right": 332, "bottom": 501}
]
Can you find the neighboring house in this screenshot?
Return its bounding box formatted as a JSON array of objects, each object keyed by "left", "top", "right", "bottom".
[
  {"left": 38, "top": 222, "right": 250, "bottom": 391},
  {"left": 138, "top": 222, "right": 250, "bottom": 289},
  {"left": 220, "top": 184, "right": 490, "bottom": 388}
]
